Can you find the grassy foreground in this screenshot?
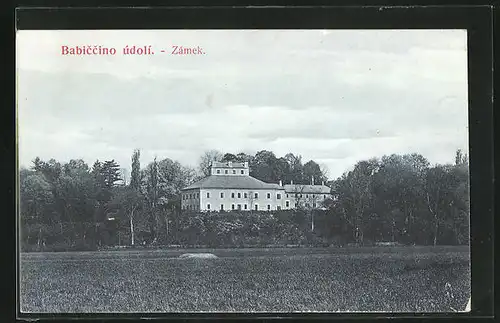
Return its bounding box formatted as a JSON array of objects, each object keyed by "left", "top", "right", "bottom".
[{"left": 20, "top": 247, "right": 470, "bottom": 313}]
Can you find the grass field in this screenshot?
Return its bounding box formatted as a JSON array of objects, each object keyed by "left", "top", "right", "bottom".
[{"left": 20, "top": 246, "right": 470, "bottom": 313}]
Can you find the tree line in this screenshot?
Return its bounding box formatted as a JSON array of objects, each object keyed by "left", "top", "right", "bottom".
[
  {"left": 198, "top": 150, "right": 328, "bottom": 185},
  {"left": 19, "top": 149, "right": 469, "bottom": 251}
]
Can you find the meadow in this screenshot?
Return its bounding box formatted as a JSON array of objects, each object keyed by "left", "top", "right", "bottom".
[{"left": 20, "top": 246, "right": 470, "bottom": 313}]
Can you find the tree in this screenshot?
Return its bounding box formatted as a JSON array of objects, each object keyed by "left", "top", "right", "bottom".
[
  {"left": 251, "top": 150, "right": 281, "bottom": 183},
  {"left": 334, "top": 159, "right": 379, "bottom": 244},
  {"left": 221, "top": 153, "right": 238, "bottom": 162},
  {"left": 303, "top": 160, "right": 328, "bottom": 185},
  {"left": 144, "top": 157, "right": 160, "bottom": 243},
  {"left": 198, "top": 150, "right": 223, "bottom": 177},
  {"left": 236, "top": 152, "right": 254, "bottom": 163},
  {"left": 127, "top": 149, "right": 142, "bottom": 245},
  {"left": 19, "top": 170, "right": 55, "bottom": 249},
  {"left": 425, "top": 165, "right": 449, "bottom": 246},
  {"left": 141, "top": 157, "right": 198, "bottom": 244},
  {"left": 371, "top": 154, "right": 429, "bottom": 243},
  {"left": 455, "top": 149, "right": 468, "bottom": 166},
  {"left": 101, "top": 160, "right": 121, "bottom": 189},
  {"left": 130, "top": 150, "right": 141, "bottom": 190},
  {"left": 110, "top": 186, "right": 144, "bottom": 246}
]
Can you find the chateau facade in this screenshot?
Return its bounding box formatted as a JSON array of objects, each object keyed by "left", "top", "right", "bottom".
[{"left": 181, "top": 161, "right": 332, "bottom": 212}]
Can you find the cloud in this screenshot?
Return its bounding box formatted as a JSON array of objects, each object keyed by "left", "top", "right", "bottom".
[{"left": 16, "top": 30, "right": 468, "bottom": 179}]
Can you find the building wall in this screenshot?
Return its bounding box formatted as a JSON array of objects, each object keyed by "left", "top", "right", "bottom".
[
  {"left": 182, "top": 188, "right": 332, "bottom": 211},
  {"left": 210, "top": 161, "right": 250, "bottom": 176},
  {"left": 211, "top": 167, "right": 249, "bottom": 176},
  {"left": 198, "top": 188, "right": 286, "bottom": 211},
  {"left": 285, "top": 192, "right": 330, "bottom": 209},
  {"left": 181, "top": 188, "right": 201, "bottom": 211}
]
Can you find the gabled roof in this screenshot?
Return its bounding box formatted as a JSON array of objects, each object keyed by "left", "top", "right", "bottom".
[
  {"left": 182, "top": 175, "right": 284, "bottom": 191},
  {"left": 283, "top": 184, "right": 331, "bottom": 194}
]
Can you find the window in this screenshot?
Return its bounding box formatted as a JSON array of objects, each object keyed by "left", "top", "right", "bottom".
[
  {"left": 313, "top": 203, "right": 316, "bottom": 208},
  {"left": 231, "top": 192, "right": 235, "bottom": 198},
  {"left": 286, "top": 201, "right": 290, "bottom": 207},
  {"left": 220, "top": 204, "right": 224, "bottom": 210},
  {"left": 324, "top": 194, "right": 326, "bottom": 199},
  {"left": 306, "top": 194, "right": 309, "bottom": 198},
  {"left": 267, "top": 193, "right": 271, "bottom": 199},
  {"left": 237, "top": 192, "right": 241, "bottom": 198},
  {"left": 197, "top": 193, "right": 200, "bottom": 198},
  {"left": 207, "top": 203, "right": 211, "bottom": 210},
  {"left": 244, "top": 193, "right": 248, "bottom": 198},
  {"left": 267, "top": 204, "right": 271, "bottom": 210},
  {"left": 277, "top": 206, "right": 281, "bottom": 210},
  {"left": 237, "top": 204, "right": 241, "bottom": 210},
  {"left": 277, "top": 193, "right": 281, "bottom": 200},
  {"left": 286, "top": 194, "right": 289, "bottom": 198},
  {"left": 300, "top": 194, "right": 303, "bottom": 198},
  {"left": 306, "top": 203, "right": 310, "bottom": 208},
  {"left": 295, "top": 202, "right": 298, "bottom": 207},
  {"left": 254, "top": 192, "right": 259, "bottom": 199},
  {"left": 220, "top": 192, "right": 224, "bottom": 198},
  {"left": 225, "top": 170, "right": 228, "bottom": 174},
  {"left": 295, "top": 193, "right": 298, "bottom": 198},
  {"left": 232, "top": 204, "right": 235, "bottom": 210},
  {"left": 255, "top": 204, "right": 258, "bottom": 210},
  {"left": 244, "top": 204, "right": 247, "bottom": 210},
  {"left": 233, "top": 170, "right": 236, "bottom": 174},
  {"left": 207, "top": 192, "right": 210, "bottom": 198},
  {"left": 241, "top": 170, "right": 244, "bottom": 174},
  {"left": 189, "top": 194, "right": 192, "bottom": 199},
  {"left": 217, "top": 169, "right": 221, "bottom": 174}
]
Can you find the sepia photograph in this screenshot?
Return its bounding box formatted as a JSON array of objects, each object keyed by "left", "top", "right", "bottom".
[{"left": 17, "top": 29, "right": 470, "bottom": 313}]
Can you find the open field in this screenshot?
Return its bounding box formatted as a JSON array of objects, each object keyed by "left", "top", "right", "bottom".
[{"left": 20, "top": 246, "right": 470, "bottom": 313}]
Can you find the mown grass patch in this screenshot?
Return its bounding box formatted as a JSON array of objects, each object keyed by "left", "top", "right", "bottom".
[{"left": 20, "top": 248, "right": 470, "bottom": 313}]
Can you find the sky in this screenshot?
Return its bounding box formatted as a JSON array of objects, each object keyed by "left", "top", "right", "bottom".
[{"left": 16, "top": 29, "right": 469, "bottom": 180}]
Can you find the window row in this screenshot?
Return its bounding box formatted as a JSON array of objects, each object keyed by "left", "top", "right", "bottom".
[
  {"left": 184, "top": 191, "right": 329, "bottom": 200},
  {"left": 290, "top": 193, "right": 328, "bottom": 199},
  {"left": 204, "top": 192, "right": 283, "bottom": 199},
  {"left": 216, "top": 169, "right": 245, "bottom": 175},
  {"left": 183, "top": 192, "right": 200, "bottom": 200},
  {"left": 183, "top": 201, "right": 319, "bottom": 211},
  {"left": 208, "top": 203, "right": 282, "bottom": 211}
]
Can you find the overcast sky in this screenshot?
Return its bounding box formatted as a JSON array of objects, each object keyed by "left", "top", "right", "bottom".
[{"left": 16, "top": 29, "right": 468, "bottom": 180}]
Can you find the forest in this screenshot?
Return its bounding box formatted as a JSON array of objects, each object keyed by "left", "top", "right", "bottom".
[{"left": 19, "top": 149, "right": 470, "bottom": 251}]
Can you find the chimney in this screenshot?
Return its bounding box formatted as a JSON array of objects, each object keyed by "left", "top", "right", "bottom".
[
  {"left": 228, "top": 161, "right": 232, "bottom": 167},
  {"left": 279, "top": 180, "right": 282, "bottom": 186},
  {"left": 322, "top": 181, "right": 324, "bottom": 186},
  {"left": 311, "top": 176, "right": 314, "bottom": 185},
  {"left": 291, "top": 180, "right": 293, "bottom": 185}
]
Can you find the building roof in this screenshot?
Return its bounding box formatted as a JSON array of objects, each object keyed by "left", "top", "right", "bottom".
[
  {"left": 211, "top": 161, "right": 247, "bottom": 168},
  {"left": 182, "top": 175, "right": 284, "bottom": 191},
  {"left": 283, "top": 184, "right": 331, "bottom": 194}
]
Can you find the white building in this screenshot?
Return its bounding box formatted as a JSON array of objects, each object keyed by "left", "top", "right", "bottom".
[{"left": 181, "top": 161, "right": 332, "bottom": 211}]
